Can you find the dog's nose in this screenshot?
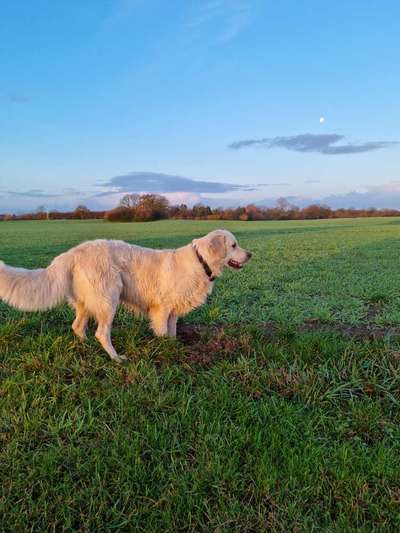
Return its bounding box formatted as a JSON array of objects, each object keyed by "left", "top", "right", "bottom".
[{"left": 247, "top": 251, "right": 252, "bottom": 259}]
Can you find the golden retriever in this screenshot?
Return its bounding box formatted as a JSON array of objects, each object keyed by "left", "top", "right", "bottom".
[{"left": 0, "top": 230, "right": 252, "bottom": 361}]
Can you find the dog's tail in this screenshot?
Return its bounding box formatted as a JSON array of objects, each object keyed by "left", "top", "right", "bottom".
[{"left": 0, "top": 252, "right": 73, "bottom": 311}]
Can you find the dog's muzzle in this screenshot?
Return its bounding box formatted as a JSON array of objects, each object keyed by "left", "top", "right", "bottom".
[{"left": 228, "top": 251, "right": 252, "bottom": 269}]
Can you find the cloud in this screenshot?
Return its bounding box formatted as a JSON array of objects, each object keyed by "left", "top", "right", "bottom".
[
  {"left": 4, "top": 178, "right": 400, "bottom": 213},
  {"left": 62, "top": 188, "right": 82, "bottom": 196},
  {"left": 0, "top": 188, "right": 92, "bottom": 213},
  {"left": 320, "top": 182, "right": 400, "bottom": 209},
  {"left": 254, "top": 182, "right": 400, "bottom": 210},
  {"left": 5, "top": 189, "right": 65, "bottom": 198},
  {"left": 304, "top": 179, "right": 320, "bottom": 184},
  {"left": 103, "top": 0, "right": 142, "bottom": 27},
  {"left": 256, "top": 182, "right": 290, "bottom": 187},
  {"left": 228, "top": 133, "right": 399, "bottom": 155},
  {"left": 163, "top": 192, "right": 202, "bottom": 205},
  {"left": 98, "top": 171, "right": 255, "bottom": 194},
  {"left": 0, "top": 172, "right": 256, "bottom": 212},
  {"left": 218, "top": 4, "right": 251, "bottom": 43},
  {"left": 186, "top": 0, "right": 252, "bottom": 43}
]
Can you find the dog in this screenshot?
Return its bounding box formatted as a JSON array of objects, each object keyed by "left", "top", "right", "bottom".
[{"left": 0, "top": 230, "right": 252, "bottom": 361}]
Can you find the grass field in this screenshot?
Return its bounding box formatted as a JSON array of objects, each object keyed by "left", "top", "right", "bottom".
[{"left": 1, "top": 218, "right": 399, "bottom": 531}]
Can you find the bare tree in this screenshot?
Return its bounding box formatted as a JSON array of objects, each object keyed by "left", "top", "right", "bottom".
[
  {"left": 119, "top": 194, "right": 140, "bottom": 209},
  {"left": 276, "top": 197, "right": 291, "bottom": 212}
]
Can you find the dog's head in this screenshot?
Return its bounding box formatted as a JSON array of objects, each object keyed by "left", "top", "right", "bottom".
[{"left": 192, "top": 229, "right": 252, "bottom": 277}]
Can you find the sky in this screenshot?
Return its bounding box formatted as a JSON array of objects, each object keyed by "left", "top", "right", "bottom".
[{"left": 1, "top": 0, "right": 399, "bottom": 212}]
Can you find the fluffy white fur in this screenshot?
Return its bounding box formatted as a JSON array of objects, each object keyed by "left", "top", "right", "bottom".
[{"left": 0, "top": 229, "right": 251, "bottom": 361}]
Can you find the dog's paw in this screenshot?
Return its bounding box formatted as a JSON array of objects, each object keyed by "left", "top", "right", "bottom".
[
  {"left": 111, "top": 353, "right": 128, "bottom": 363},
  {"left": 72, "top": 325, "right": 87, "bottom": 340}
]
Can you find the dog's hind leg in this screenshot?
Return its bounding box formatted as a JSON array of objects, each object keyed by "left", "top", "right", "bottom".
[
  {"left": 167, "top": 313, "right": 177, "bottom": 337},
  {"left": 72, "top": 301, "right": 89, "bottom": 340},
  {"left": 95, "top": 298, "right": 126, "bottom": 363},
  {"left": 94, "top": 303, "right": 126, "bottom": 362}
]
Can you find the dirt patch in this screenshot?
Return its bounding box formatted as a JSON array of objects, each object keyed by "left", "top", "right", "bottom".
[
  {"left": 299, "top": 319, "right": 399, "bottom": 339},
  {"left": 177, "top": 324, "right": 242, "bottom": 367},
  {"left": 365, "top": 302, "right": 383, "bottom": 322},
  {"left": 174, "top": 319, "right": 400, "bottom": 368},
  {"left": 261, "top": 318, "right": 400, "bottom": 340},
  {"left": 177, "top": 324, "right": 203, "bottom": 345}
]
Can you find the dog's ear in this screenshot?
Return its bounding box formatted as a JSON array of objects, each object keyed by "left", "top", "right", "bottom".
[
  {"left": 208, "top": 234, "right": 226, "bottom": 257},
  {"left": 192, "top": 237, "right": 207, "bottom": 256}
]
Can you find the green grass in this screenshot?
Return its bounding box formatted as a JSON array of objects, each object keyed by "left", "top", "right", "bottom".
[{"left": 1, "top": 218, "right": 399, "bottom": 531}]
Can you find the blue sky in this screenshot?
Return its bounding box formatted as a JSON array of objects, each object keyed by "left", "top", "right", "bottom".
[{"left": 1, "top": 0, "right": 399, "bottom": 212}]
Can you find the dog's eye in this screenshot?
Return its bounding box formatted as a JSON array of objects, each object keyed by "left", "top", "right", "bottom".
[{"left": 232, "top": 243, "right": 237, "bottom": 248}]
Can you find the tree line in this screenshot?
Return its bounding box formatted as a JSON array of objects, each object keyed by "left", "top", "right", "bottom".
[
  {"left": 0, "top": 205, "right": 106, "bottom": 221},
  {"left": 1, "top": 194, "right": 400, "bottom": 222}
]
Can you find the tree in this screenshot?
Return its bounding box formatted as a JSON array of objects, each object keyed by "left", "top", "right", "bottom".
[
  {"left": 245, "top": 204, "right": 262, "bottom": 220},
  {"left": 134, "top": 194, "right": 169, "bottom": 221},
  {"left": 192, "top": 203, "right": 212, "bottom": 218},
  {"left": 36, "top": 205, "right": 48, "bottom": 219},
  {"left": 104, "top": 207, "right": 135, "bottom": 222},
  {"left": 74, "top": 205, "right": 91, "bottom": 219},
  {"left": 276, "top": 197, "right": 291, "bottom": 212},
  {"left": 177, "top": 204, "right": 189, "bottom": 218},
  {"left": 119, "top": 193, "right": 140, "bottom": 209}
]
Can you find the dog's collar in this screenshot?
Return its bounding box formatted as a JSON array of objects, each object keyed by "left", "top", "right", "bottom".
[{"left": 193, "top": 247, "right": 216, "bottom": 282}]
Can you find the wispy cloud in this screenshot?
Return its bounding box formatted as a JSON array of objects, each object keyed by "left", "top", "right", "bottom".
[
  {"left": 186, "top": 0, "right": 253, "bottom": 44},
  {"left": 3, "top": 188, "right": 84, "bottom": 200},
  {"left": 0, "top": 187, "right": 106, "bottom": 214},
  {"left": 98, "top": 171, "right": 256, "bottom": 194},
  {"left": 62, "top": 188, "right": 82, "bottom": 196},
  {"left": 228, "top": 133, "right": 399, "bottom": 155},
  {"left": 103, "top": 0, "right": 142, "bottom": 27},
  {"left": 5, "top": 189, "right": 64, "bottom": 198},
  {"left": 257, "top": 182, "right": 290, "bottom": 187},
  {"left": 218, "top": 2, "right": 251, "bottom": 43}
]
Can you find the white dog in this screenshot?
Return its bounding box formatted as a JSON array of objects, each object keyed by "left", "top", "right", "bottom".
[{"left": 0, "top": 230, "right": 251, "bottom": 361}]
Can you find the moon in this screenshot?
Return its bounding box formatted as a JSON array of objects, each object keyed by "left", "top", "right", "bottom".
[{"left": 319, "top": 116, "right": 325, "bottom": 123}]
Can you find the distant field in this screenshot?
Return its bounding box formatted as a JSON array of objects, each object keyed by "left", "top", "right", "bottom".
[{"left": 1, "top": 218, "right": 399, "bottom": 530}]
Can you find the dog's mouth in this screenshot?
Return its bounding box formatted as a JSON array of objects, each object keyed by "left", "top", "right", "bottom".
[{"left": 227, "top": 259, "right": 244, "bottom": 269}]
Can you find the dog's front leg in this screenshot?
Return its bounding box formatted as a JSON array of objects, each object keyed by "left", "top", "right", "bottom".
[{"left": 149, "top": 306, "right": 169, "bottom": 336}]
